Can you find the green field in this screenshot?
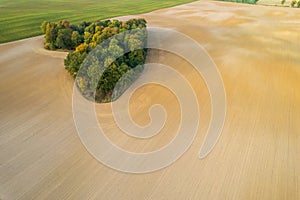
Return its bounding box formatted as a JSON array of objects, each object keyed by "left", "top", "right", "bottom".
[{"left": 0, "top": 0, "right": 196, "bottom": 43}]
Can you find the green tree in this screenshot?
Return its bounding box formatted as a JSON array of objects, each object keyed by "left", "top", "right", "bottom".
[
  {"left": 78, "top": 21, "right": 91, "bottom": 34},
  {"left": 56, "top": 28, "right": 72, "bottom": 49},
  {"left": 71, "top": 31, "right": 83, "bottom": 48},
  {"left": 45, "top": 22, "right": 57, "bottom": 45},
  {"left": 85, "top": 23, "right": 96, "bottom": 35},
  {"left": 84, "top": 31, "right": 93, "bottom": 44},
  {"left": 64, "top": 52, "right": 87, "bottom": 78},
  {"left": 41, "top": 21, "right": 48, "bottom": 34}
]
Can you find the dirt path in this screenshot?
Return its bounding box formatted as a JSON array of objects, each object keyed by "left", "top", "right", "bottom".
[{"left": 0, "top": 0, "right": 300, "bottom": 199}]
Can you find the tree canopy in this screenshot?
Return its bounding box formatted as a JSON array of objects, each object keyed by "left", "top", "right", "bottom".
[{"left": 41, "top": 18, "right": 148, "bottom": 102}]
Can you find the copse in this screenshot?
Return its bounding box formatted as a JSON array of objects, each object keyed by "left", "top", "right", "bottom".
[
  {"left": 42, "top": 18, "right": 148, "bottom": 103},
  {"left": 41, "top": 20, "right": 90, "bottom": 50}
]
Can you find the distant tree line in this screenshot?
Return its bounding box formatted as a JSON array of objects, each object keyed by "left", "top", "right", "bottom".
[
  {"left": 282, "top": 0, "right": 300, "bottom": 7},
  {"left": 222, "top": 0, "right": 259, "bottom": 4},
  {"left": 41, "top": 18, "right": 148, "bottom": 102}
]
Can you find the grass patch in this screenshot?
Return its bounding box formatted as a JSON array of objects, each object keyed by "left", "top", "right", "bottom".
[{"left": 0, "top": 0, "right": 196, "bottom": 43}]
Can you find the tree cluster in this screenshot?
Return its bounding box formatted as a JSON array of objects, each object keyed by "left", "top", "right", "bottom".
[
  {"left": 281, "top": 0, "right": 300, "bottom": 6},
  {"left": 41, "top": 20, "right": 86, "bottom": 50},
  {"left": 41, "top": 18, "right": 148, "bottom": 102},
  {"left": 291, "top": 0, "right": 300, "bottom": 7}
]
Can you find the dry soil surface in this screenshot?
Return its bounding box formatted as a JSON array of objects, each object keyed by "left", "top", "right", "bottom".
[{"left": 1, "top": 0, "right": 300, "bottom": 199}]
